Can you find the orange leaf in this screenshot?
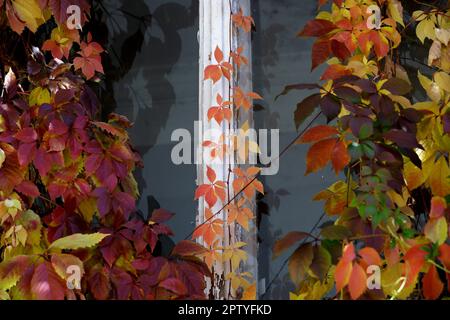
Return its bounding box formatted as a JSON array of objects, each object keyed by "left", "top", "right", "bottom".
[
  {"left": 305, "top": 138, "right": 338, "bottom": 174},
  {"left": 298, "top": 125, "right": 338, "bottom": 143},
  {"left": 204, "top": 65, "right": 222, "bottom": 83},
  {"left": 206, "top": 166, "right": 216, "bottom": 183},
  {"left": 404, "top": 244, "right": 428, "bottom": 286},
  {"left": 335, "top": 258, "right": 353, "bottom": 292},
  {"left": 438, "top": 244, "right": 450, "bottom": 288},
  {"left": 348, "top": 263, "right": 367, "bottom": 300},
  {"left": 430, "top": 196, "right": 447, "bottom": 218},
  {"left": 321, "top": 64, "right": 352, "bottom": 81},
  {"left": 422, "top": 265, "right": 444, "bottom": 300},
  {"left": 331, "top": 140, "right": 350, "bottom": 174},
  {"left": 214, "top": 46, "right": 223, "bottom": 63},
  {"left": 358, "top": 247, "right": 382, "bottom": 269}
]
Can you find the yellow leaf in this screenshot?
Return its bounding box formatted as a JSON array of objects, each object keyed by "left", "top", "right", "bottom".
[
  {"left": 0, "top": 115, "right": 5, "bottom": 133},
  {"left": 381, "top": 263, "right": 416, "bottom": 299},
  {"left": 49, "top": 233, "right": 110, "bottom": 251},
  {"left": 427, "top": 156, "right": 450, "bottom": 197},
  {"left": 416, "top": 18, "right": 436, "bottom": 44},
  {"left": 435, "top": 28, "right": 450, "bottom": 45},
  {"left": 424, "top": 217, "right": 448, "bottom": 245},
  {"left": 242, "top": 283, "right": 256, "bottom": 300},
  {"left": 78, "top": 198, "right": 98, "bottom": 223},
  {"left": 0, "top": 148, "right": 5, "bottom": 169},
  {"left": 434, "top": 72, "right": 450, "bottom": 93},
  {"left": 29, "top": 87, "right": 51, "bottom": 106},
  {"left": 12, "top": 0, "right": 46, "bottom": 33},
  {"left": 387, "top": 0, "right": 404, "bottom": 27},
  {"left": 404, "top": 161, "right": 425, "bottom": 190},
  {"left": 432, "top": 123, "right": 450, "bottom": 152},
  {"left": 412, "top": 11, "right": 426, "bottom": 22},
  {"left": 418, "top": 71, "right": 442, "bottom": 102}
]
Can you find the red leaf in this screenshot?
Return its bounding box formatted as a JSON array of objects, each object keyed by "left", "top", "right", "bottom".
[
  {"left": 159, "top": 278, "right": 188, "bottom": 296},
  {"left": 31, "top": 262, "right": 66, "bottom": 300},
  {"left": 348, "top": 263, "right": 367, "bottom": 300},
  {"left": 150, "top": 208, "right": 174, "bottom": 224},
  {"left": 422, "top": 265, "right": 444, "bottom": 300},
  {"left": 331, "top": 140, "right": 350, "bottom": 174},
  {"left": 298, "top": 125, "right": 339, "bottom": 143},
  {"left": 15, "top": 180, "right": 40, "bottom": 198},
  {"left": 15, "top": 128, "right": 37, "bottom": 143},
  {"left": 404, "top": 245, "right": 428, "bottom": 286},
  {"left": 172, "top": 240, "right": 207, "bottom": 257},
  {"left": 88, "top": 266, "right": 111, "bottom": 300},
  {"left": 18, "top": 142, "right": 36, "bottom": 167},
  {"left": 298, "top": 19, "right": 336, "bottom": 37},
  {"left": 312, "top": 39, "right": 331, "bottom": 70},
  {"left": 331, "top": 39, "right": 351, "bottom": 61},
  {"left": 438, "top": 244, "right": 450, "bottom": 288},
  {"left": 305, "top": 138, "right": 338, "bottom": 174}
]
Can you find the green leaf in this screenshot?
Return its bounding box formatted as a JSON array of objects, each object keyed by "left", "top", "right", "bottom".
[
  {"left": 309, "top": 245, "right": 332, "bottom": 281},
  {"left": 48, "top": 233, "right": 110, "bottom": 251},
  {"left": 320, "top": 225, "right": 351, "bottom": 240}
]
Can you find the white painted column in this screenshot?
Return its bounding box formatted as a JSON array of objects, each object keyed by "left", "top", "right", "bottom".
[{"left": 197, "top": 0, "right": 257, "bottom": 300}]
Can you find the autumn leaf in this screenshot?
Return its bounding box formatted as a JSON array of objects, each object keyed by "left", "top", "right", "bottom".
[
  {"left": 73, "top": 39, "right": 104, "bottom": 80},
  {"left": 298, "top": 125, "right": 338, "bottom": 143},
  {"left": 272, "top": 231, "right": 310, "bottom": 259},
  {"left": 204, "top": 46, "right": 233, "bottom": 83},
  {"left": 404, "top": 245, "right": 428, "bottom": 286},
  {"left": 172, "top": 240, "right": 208, "bottom": 257},
  {"left": 0, "top": 255, "right": 31, "bottom": 290},
  {"left": 51, "top": 253, "right": 85, "bottom": 283},
  {"left": 232, "top": 167, "right": 264, "bottom": 199},
  {"left": 195, "top": 166, "right": 227, "bottom": 207},
  {"left": 305, "top": 138, "right": 338, "bottom": 174},
  {"left": 293, "top": 94, "right": 321, "bottom": 129},
  {"left": 348, "top": 263, "right": 367, "bottom": 300},
  {"left": 288, "top": 243, "right": 314, "bottom": 285},
  {"left": 192, "top": 208, "right": 224, "bottom": 246},
  {"left": 227, "top": 198, "right": 253, "bottom": 231},
  {"left": 49, "top": 233, "right": 110, "bottom": 251},
  {"left": 232, "top": 8, "right": 254, "bottom": 33},
  {"left": 422, "top": 265, "right": 444, "bottom": 300},
  {"left": 309, "top": 245, "right": 332, "bottom": 281},
  {"left": 331, "top": 140, "right": 350, "bottom": 174},
  {"left": 7, "top": 0, "right": 46, "bottom": 34},
  {"left": 42, "top": 25, "right": 80, "bottom": 60},
  {"left": 31, "top": 262, "right": 66, "bottom": 300},
  {"left": 223, "top": 242, "right": 248, "bottom": 271},
  {"left": 298, "top": 19, "right": 336, "bottom": 37}
]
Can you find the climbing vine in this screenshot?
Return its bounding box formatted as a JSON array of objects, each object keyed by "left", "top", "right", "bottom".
[
  {"left": 193, "top": 6, "right": 263, "bottom": 300},
  {"left": 0, "top": 0, "right": 210, "bottom": 300},
  {"left": 274, "top": 0, "right": 450, "bottom": 300}
]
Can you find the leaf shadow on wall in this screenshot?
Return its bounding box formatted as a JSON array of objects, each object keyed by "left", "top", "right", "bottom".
[{"left": 91, "top": 0, "right": 198, "bottom": 216}]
